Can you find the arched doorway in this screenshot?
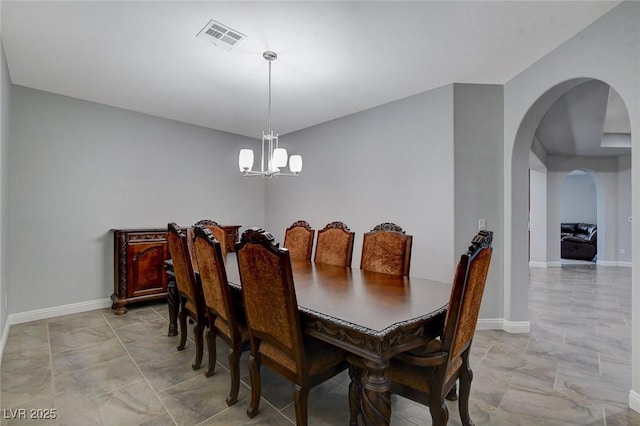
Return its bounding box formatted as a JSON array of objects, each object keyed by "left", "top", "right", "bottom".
[
  {"left": 510, "top": 79, "right": 632, "bottom": 322},
  {"left": 509, "top": 78, "right": 633, "bottom": 413},
  {"left": 560, "top": 169, "right": 598, "bottom": 264}
]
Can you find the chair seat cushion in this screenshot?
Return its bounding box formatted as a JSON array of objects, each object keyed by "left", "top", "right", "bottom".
[
  {"left": 387, "top": 355, "right": 462, "bottom": 394},
  {"left": 260, "top": 336, "right": 346, "bottom": 376},
  {"left": 347, "top": 350, "right": 462, "bottom": 395}
]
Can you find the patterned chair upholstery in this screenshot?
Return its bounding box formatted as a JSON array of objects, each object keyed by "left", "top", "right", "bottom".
[
  {"left": 192, "top": 225, "right": 249, "bottom": 406},
  {"left": 360, "top": 223, "right": 413, "bottom": 276},
  {"left": 349, "top": 230, "right": 493, "bottom": 426},
  {"left": 314, "top": 221, "right": 355, "bottom": 267},
  {"left": 236, "top": 228, "right": 347, "bottom": 425},
  {"left": 167, "top": 222, "right": 206, "bottom": 370},
  {"left": 194, "top": 219, "right": 228, "bottom": 257},
  {"left": 283, "top": 220, "right": 314, "bottom": 261}
]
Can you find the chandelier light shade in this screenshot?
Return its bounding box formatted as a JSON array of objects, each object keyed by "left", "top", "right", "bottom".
[{"left": 238, "top": 51, "right": 302, "bottom": 177}]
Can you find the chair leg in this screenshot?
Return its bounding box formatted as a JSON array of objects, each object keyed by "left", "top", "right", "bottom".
[
  {"left": 177, "top": 309, "right": 187, "bottom": 351},
  {"left": 204, "top": 326, "right": 217, "bottom": 377},
  {"left": 458, "top": 357, "right": 475, "bottom": 426},
  {"left": 247, "top": 353, "right": 261, "bottom": 418},
  {"left": 192, "top": 321, "right": 204, "bottom": 370},
  {"left": 226, "top": 346, "right": 241, "bottom": 406},
  {"left": 446, "top": 381, "right": 458, "bottom": 401},
  {"left": 293, "top": 384, "right": 309, "bottom": 426},
  {"left": 428, "top": 378, "right": 449, "bottom": 426},
  {"left": 348, "top": 363, "right": 362, "bottom": 426}
]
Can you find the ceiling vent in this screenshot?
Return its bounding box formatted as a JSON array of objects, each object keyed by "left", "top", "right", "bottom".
[{"left": 196, "top": 19, "right": 246, "bottom": 51}]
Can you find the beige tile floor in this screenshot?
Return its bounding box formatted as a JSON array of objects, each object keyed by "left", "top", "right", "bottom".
[{"left": 1, "top": 264, "right": 638, "bottom": 425}]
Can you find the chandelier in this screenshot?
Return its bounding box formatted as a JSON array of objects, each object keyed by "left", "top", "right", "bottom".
[{"left": 238, "top": 51, "right": 302, "bottom": 177}]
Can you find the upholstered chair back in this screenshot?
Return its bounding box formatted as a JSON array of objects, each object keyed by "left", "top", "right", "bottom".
[
  {"left": 283, "top": 220, "right": 314, "bottom": 261},
  {"left": 192, "top": 226, "right": 233, "bottom": 325},
  {"left": 236, "top": 228, "right": 306, "bottom": 376},
  {"left": 360, "top": 223, "right": 412, "bottom": 276},
  {"left": 167, "top": 222, "right": 202, "bottom": 318},
  {"left": 314, "top": 222, "right": 355, "bottom": 267},
  {"left": 443, "top": 231, "right": 493, "bottom": 365},
  {"left": 194, "top": 219, "right": 228, "bottom": 257}
]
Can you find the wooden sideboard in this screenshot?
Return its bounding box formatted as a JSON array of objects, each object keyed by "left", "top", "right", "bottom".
[
  {"left": 111, "top": 228, "right": 169, "bottom": 315},
  {"left": 111, "top": 225, "right": 242, "bottom": 318}
]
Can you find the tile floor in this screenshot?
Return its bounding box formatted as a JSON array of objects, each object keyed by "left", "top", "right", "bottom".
[{"left": 1, "top": 264, "right": 638, "bottom": 425}]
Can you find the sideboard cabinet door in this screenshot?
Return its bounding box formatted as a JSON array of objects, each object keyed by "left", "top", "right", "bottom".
[
  {"left": 112, "top": 229, "right": 169, "bottom": 314},
  {"left": 127, "top": 240, "right": 168, "bottom": 298}
]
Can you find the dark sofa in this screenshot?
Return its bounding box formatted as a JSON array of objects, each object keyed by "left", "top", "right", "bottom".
[{"left": 561, "top": 223, "right": 597, "bottom": 261}]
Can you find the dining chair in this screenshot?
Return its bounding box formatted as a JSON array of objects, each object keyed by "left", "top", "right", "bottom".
[
  {"left": 283, "top": 220, "right": 314, "bottom": 261},
  {"left": 166, "top": 222, "right": 206, "bottom": 370},
  {"left": 194, "top": 219, "right": 228, "bottom": 257},
  {"left": 192, "top": 225, "right": 249, "bottom": 406},
  {"left": 236, "top": 227, "right": 348, "bottom": 425},
  {"left": 360, "top": 222, "right": 413, "bottom": 276},
  {"left": 348, "top": 230, "right": 493, "bottom": 426},
  {"left": 314, "top": 221, "right": 355, "bottom": 267}
]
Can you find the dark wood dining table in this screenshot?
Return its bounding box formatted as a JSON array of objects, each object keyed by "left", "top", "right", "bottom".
[{"left": 165, "top": 253, "right": 451, "bottom": 425}]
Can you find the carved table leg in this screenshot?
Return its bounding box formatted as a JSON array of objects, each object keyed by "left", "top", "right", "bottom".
[
  {"left": 361, "top": 358, "right": 391, "bottom": 426},
  {"left": 167, "top": 275, "right": 179, "bottom": 336}
]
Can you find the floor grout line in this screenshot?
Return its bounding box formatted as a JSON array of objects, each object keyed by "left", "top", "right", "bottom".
[
  {"left": 102, "top": 312, "right": 180, "bottom": 426},
  {"left": 45, "top": 320, "right": 60, "bottom": 426}
]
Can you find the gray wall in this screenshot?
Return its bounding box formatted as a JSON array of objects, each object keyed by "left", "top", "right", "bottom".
[
  {"left": 617, "top": 155, "right": 632, "bottom": 264},
  {"left": 561, "top": 173, "right": 597, "bottom": 224},
  {"left": 8, "top": 86, "right": 265, "bottom": 314},
  {"left": 0, "top": 22, "right": 10, "bottom": 340},
  {"left": 453, "top": 83, "right": 504, "bottom": 319},
  {"left": 503, "top": 1, "right": 640, "bottom": 404},
  {"left": 529, "top": 167, "right": 547, "bottom": 265},
  {"left": 266, "top": 85, "right": 457, "bottom": 283}
]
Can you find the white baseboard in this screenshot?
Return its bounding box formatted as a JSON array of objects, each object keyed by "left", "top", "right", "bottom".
[
  {"left": 629, "top": 389, "right": 640, "bottom": 414},
  {"left": 476, "top": 318, "right": 504, "bottom": 330},
  {"left": 529, "top": 260, "right": 631, "bottom": 268},
  {"left": 476, "top": 318, "right": 530, "bottom": 334},
  {"left": 596, "top": 260, "right": 632, "bottom": 267},
  {"left": 503, "top": 319, "right": 530, "bottom": 333},
  {"left": 8, "top": 298, "right": 112, "bottom": 326}
]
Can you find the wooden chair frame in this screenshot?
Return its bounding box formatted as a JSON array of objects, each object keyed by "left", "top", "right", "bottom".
[
  {"left": 192, "top": 225, "right": 249, "bottom": 406},
  {"left": 236, "top": 227, "right": 347, "bottom": 425},
  {"left": 167, "top": 222, "right": 206, "bottom": 370}
]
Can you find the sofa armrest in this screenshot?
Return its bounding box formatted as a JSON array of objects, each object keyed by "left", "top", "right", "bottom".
[{"left": 562, "top": 235, "right": 591, "bottom": 243}]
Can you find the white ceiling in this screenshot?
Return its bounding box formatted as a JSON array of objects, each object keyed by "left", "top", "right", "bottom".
[
  {"left": 535, "top": 81, "right": 631, "bottom": 157},
  {"left": 1, "top": 1, "right": 621, "bottom": 139}
]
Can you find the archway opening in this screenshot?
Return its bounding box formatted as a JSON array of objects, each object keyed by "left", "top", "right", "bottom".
[
  {"left": 510, "top": 77, "right": 633, "bottom": 414},
  {"left": 560, "top": 169, "right": 598, "bottom": 264}
]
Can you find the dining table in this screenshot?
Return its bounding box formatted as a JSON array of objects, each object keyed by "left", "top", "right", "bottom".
[{"left": 165, "top": 253, "right": 451, "bottom": 425}]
